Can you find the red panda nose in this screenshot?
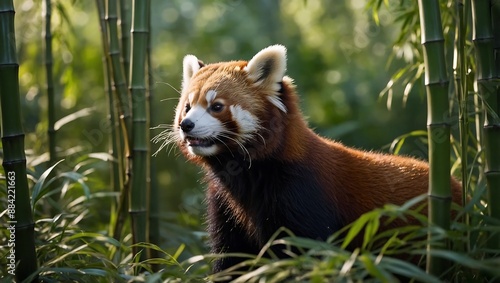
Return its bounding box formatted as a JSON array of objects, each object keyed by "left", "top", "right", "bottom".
[{"left": 180, "top": 118, "right": 195, "bottom": 132}]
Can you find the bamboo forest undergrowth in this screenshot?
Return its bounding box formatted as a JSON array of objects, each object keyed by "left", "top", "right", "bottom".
[{"left": 1, "top": 0, "right": 500, "bottom": 282}]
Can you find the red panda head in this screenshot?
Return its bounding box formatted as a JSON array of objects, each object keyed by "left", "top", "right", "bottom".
[{"left": 173, "top": 45, "right": 294, "bottom": 163}]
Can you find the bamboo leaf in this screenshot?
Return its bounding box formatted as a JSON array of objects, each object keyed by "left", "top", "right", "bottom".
[
  {"left": 31, "top": 159, "right": 65, "bottom": 208},
  {"left": 359, "top": 253, "right": 395, "bottom": 282},
  {"left": 54, "top": 107, "right": 93, "bottom": 130},
  {"left": 342, "top": 212, "right": 374, "bottom": 249},
  {"left": 382, "top": 257, "right": 440, "bottom": 283},
  {"left": 58, "top": 171, "right": 91, "bottom": 200},
  {"left": 363, "top": 214, "right": 380, "bottom": 249}
]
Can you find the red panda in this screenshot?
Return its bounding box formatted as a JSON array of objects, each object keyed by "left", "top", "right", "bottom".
[{"left": 168, "top": 45, "right": 462, "bottom": 274}]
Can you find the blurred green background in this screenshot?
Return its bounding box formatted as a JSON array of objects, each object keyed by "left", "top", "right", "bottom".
[{"left": 14, "top": 0, "right": 427, "bottom": 253}]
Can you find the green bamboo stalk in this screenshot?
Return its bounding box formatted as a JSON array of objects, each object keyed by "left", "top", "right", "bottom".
[
  {"left": 43, "top": 0, "right": 56, "bottom": 166},
  {"left": 96, "top": 0, "right": 124, "bottom": 240},
  {"left": 471, "top": 0, "right": 500, "bottom": 251},
  {"left": 105, "top": 0, "right": 131, "bottom": 241},
  {"left": 0, "top": 1, "right": 39, "bottom": 281},
  {"left": 451, "top": 0, "right": 475, "bottom": 253},
  {"left": 119, "top": 0, "right": 130, "bottom": 83},
  {"left": 145, "top": 0, "right": 160, "bottom": 266},
  {"left": 453, "top": 0, "right": 468, "bottom": 207},
  {"left": 417, "top": 0, "right": 452, "bottom": 277},
  {"left": 129, "top": 0, "right": 149, "bottom": 263},
  {"left": 105, "top": 0, "right": 131, "bottom": 144}
]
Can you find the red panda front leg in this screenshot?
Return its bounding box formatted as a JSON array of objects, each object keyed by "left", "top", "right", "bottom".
[{"left": 207, "top": 189, "right": 259, "bottom": 275}]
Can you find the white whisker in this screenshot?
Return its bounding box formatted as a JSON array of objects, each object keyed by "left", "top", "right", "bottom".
[
  {"left": 218, "top": 131, "right": 252, "bottom": 168},
  {"left": 151, "top": 123, "right": 179, "bottom": 156},
  {"left": 156, "top": 81, "right": 181, "bottom": 95}
]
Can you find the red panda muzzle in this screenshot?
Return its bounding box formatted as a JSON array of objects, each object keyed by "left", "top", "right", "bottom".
[
  {"left": 185, "top": 136, "right": 215, "bottom": 147},
  {"left": 179, "top": 118, "right": 195, "bottom": 132}
]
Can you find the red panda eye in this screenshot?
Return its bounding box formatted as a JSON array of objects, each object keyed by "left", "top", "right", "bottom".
[
  {"left": 185, "top": 103, "right": 191, "bottom": 113},
  {"left": 210, "top": 102, "right": 224, "bottom": 113}
]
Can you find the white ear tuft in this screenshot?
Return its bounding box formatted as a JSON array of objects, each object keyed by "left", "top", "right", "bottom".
[
  {"left": 245, "top": 45, "right": 287, "bottom": 89},
  {"left": 182, "top": 55, "right": 203, "bottom": 91}
]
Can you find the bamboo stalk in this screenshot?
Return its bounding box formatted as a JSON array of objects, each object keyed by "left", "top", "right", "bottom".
[
  {"left": 43, "top": 0, "right": 56, "bottom": 166},
  {"left": 452, "top": 0, "right": 471, "bottom": 253},
  {"left": 105, "top": 0, "right": 131, "bottom": 241},
  {"left": 417, "top": 0, "right": 452, "bottom": 277},
  {"left": 471, "top": 0, "right": 500, "bottom": 251},
  {"left": 0, "top": 1, "right": 39, "bottom": 281},
  {"left": 96, "top": 0, "right": 124, "bottom": 241},
  {"left": 129, "top": 0, "right": 150, "bottom": 264},
  {"left": 119, "top": 0, "right": 130, "bottom": 83},
  {"left": 453, "top": 0, "right": 468, "bottom": 207},
  {"left": 145, "top": 0, "right": 160, "bottom": 267},
  {"left": 105, "top": 0, "right": 131, "bottom": 144}
]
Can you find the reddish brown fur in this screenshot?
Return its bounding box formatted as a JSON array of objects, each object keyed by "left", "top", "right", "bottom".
[
  {"left": 174, "top": 51, "right": 463, "bottom": 276},
  {"left": 254, "top": 77, "right": 462, "bottom": 225},
  {"left": 176, "top": 58, "right": 462, "bottom": 229}
]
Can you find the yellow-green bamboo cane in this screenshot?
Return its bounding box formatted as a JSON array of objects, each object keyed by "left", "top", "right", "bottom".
[
  {"left": 129, "top": 0, "right": 150, "bottom": 263},
  {"left": 417, "top": 0, "right": 452, "bottom": 277},
  {"left": 96, "top": 0, "right": 124, "bottom": 240},
  {"left": 0, "top": 1, "right": 39, "bottom": 281},
  {"left": 471, "top": 0, "right": 500, "bottom": 251},
  {"left": 105, "top": 0, "right": 131, "bottom": 145},
  {"left": 105, "top": 0, "right": 131, "bottom": 241}
]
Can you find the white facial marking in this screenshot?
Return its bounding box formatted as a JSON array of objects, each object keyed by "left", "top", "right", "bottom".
[
  {"left": 230, "top": 105, "right": 259, "bottom": 141},
  {"left": 206, "top": 90, "right": 217, "bottom": 105},
  {"left": 189, "top": 144, "right": 218, "bottom": 156},
  {"left": 180, "top": 105, "right": 224, "bottom": 156}
]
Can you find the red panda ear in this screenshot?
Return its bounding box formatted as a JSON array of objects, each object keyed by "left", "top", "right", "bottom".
[
  {"left": 182, "top": 55, "right": 205, "bottom": 91},
  {"left": 246, "top": 45, "right": 288, "bottom": 112},
  {"left": 245, "top": 45, "right": 287, "bottom": 91}
]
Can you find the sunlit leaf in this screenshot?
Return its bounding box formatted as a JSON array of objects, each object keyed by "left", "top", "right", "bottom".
[{"left": 54, "top": 107, "right": 94, "bottom": 130}]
